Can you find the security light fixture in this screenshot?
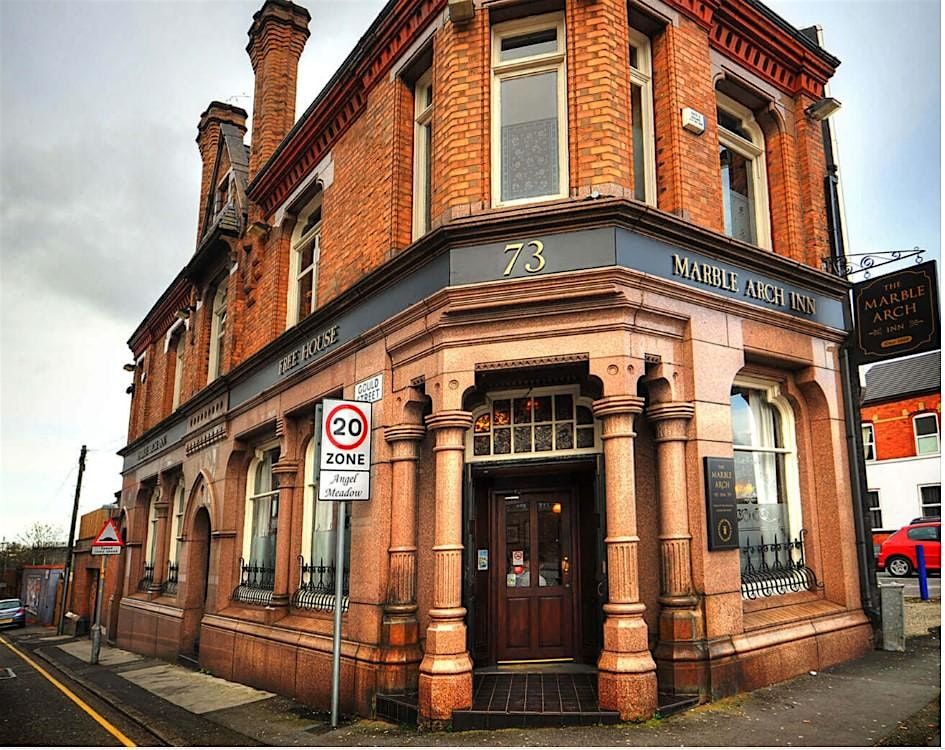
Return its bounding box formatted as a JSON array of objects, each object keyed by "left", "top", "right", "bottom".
[
  {"left": 123, "top": 363, "right": 137, "bottom": 371},
  {"left": 175, "top": 304, "right": 196, "bottom": 321},
  {"left": 805, "top": 97, "right": 841, "bottom": 121}
]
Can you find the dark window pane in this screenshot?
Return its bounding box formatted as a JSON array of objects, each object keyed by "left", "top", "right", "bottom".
[
  {"left": 631, "top": 83, "right": 646, "bottom": 201},
  {"left": 535, "top": 424, "right": 553, "bottom": 451},
  {"left": 474, "top": 435, "right": 491, "bottom": 456},
  {"left": 555, "top": 424, "right": 573, "bottom": 450},
  {"left": 514, "top": 426, "right": 532, "bottom": 453},
  {"left": 493, "top": 400, "right": 511, "bottom": 427},
  {"left": 576, "top": 427, "right": 594, "bottom": 448},
  {"left": 576, "top": 405, "right": 593, "bottom": 425},
  {"left": 494, "top": 427, "right": 511, "bottom": 454},
  {"left": 500, "top": 28, "right": 557, "bottom": 61},
  {"left": 554, "top": 394, "right": 573, "bottom": 421},
  {"left": 720, "top": 144, "right": 756, "bottom": 244},
  {"left": 514, "top": 398, "right": 532, "bottom": 424},
  {"left": 533, "top": 396, "right": 552, "bottom": 423},
  {"left": 537, "top": 500, "right": 562, "bottom": 587}
]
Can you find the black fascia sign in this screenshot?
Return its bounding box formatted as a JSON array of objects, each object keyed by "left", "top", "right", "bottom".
[{"left": 704, "top": 457, "right": 739, "bottom": 551}]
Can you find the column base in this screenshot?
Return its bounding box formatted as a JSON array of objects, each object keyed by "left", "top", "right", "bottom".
[
  {"left": 417, "top": 661, "right": 473, "bottom": 727},
  {"left": 378, "top": 615, "right": 422, "bottom": 694},
  {"left": 654, "top": 604, "right": 706, "bottom": 695},
  {"left": 597, "top": 667, "right": 658, "bottom": 721}
]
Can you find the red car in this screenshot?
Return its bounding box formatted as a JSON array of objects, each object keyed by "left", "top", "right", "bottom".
[{"left": 877, "top": 521, "right": 941, "bottom": 577}]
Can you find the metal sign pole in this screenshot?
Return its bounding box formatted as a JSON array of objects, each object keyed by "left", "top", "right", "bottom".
[
  {"left": 90, "top": 556, "right": 106, "bottom": 664},
  {"left": 330, "top": 500, "right": 347, "bottom": 728}
]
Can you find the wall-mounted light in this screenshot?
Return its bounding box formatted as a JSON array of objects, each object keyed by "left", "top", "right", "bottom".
[
  {"left": 174, "top": 304, "right": 196, "bottom": 321},
  {"left": 125, "top": 384, "right": 135, "bottom": 394},
  {"left": 805, "top": 97, "right": 841, "bottom": 121},
  {"left": 123, "top": 363, "right": 137, "bottom": 372}
]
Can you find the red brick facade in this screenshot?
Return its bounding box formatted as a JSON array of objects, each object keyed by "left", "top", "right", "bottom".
[{"left": 863, "top": 394, "right": 942, "bottom": 461}]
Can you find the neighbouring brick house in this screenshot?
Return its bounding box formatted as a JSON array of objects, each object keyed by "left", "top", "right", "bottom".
[
  {"left": 64, "top": 507, "right": 124, "bottom": 637},
  {"left": 115, "top": 0, "right": 873, "bottom": 727},
  {"left": 861, "top": 351, "right": 941, "bottom": 542}
]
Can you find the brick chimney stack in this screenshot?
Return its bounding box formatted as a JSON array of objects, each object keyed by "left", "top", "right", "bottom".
[
  {"left": 246, "top": 0, "right": 311, "bottom": 181},
  {"left": 195, "top": 102, "right": 248, "bottom": 242}
]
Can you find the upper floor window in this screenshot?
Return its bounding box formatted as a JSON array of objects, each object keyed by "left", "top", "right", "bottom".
[
  {"left": 913, "top": 413, "right": 939, "bottom": 455},
  {"left": 629, "top": 28, "right": 656, "bottom": 205},
  {"left": 861, "top": 422, "right": 876, "bottom": 461},
  {"left": 467, "top": 387, "right": 600, "bottom": 462},
  {"left": 717, "top": 92, "right": 770, "bottom": 249},
  {"left": 213, "top": 174, "right": 233, "bottom": 216},
  {"left": 919, "top": 484, "right": 941, "bottom": 518},
  {"left": 865, "top": 490, "right": 883, "bottom": 530},
  {"left": 287, "top": 195, "right": 321, "bottom": 328},
  {"left": 492, "top": 14, "right": 568, "bottom": 206},
  {"left": 207, "top": 279, "right": 227, "bottom": 382},
  {"left": 413, "top": 68, "right": 433, "bottom": 240},
  {"left": 170, "top": 327, "right": 185, "bottom": 411}
]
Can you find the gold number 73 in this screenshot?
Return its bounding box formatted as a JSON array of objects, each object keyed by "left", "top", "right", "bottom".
[{"left": 503, "top": 240, "right": 546, "bottom": 276}]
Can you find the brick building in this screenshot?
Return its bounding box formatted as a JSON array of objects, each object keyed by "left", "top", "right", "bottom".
[
  {"left": 63, "top": 507, "right": 124, "bottom": 637},
  {"left": 115, "top": 0, "right": 872, "bottom": 726},
  {"left": 861, "top": 351, "right": 941, "bottom": 537}
]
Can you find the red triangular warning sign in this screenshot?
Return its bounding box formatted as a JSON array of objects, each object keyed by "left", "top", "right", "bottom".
[{"left": 92, "top": 519, "right": 124, "bottom": 547}]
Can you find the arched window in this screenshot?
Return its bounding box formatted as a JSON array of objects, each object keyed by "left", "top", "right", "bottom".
[
  {"left": 296, "top": 422, "right": 350, "bottom": 611},
  {"left": 238, "top": 445, "right": 280, "bottom": 601},
  {"left": 467, "top": 387, "right": 600, "bottom": 462},
  {"left": 287, "top": 193, "right": 322, "bottom": 328},
  {"left": 717, "top": 92, "right": 771, "bottom": 249},
  {"left": 731, "top": 378, "right": 815, "bottom": 599}
]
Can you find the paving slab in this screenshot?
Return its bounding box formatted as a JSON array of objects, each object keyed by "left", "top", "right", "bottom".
[
  {"left": 57, "top": 640, "right": 143, "bottom": 666},
  {"left": 121, "top": 663, "right": 274, "bottom": 714}
]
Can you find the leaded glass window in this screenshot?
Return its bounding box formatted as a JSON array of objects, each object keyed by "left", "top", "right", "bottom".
[{"left": 469, "top": 389, "right": 599, "bottom": 461}]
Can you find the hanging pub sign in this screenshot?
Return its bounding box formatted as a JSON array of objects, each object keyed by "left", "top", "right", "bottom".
[
  {"left": 852, "top": 261, "right": 939, "bottom": 365},
  {"left": 704, "top": 457, "right": 739, "bottom": 551}
]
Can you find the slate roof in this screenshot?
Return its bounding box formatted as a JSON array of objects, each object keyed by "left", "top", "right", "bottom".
[{"left": 862, "top": 350, "right": 941, "bottom": 404}]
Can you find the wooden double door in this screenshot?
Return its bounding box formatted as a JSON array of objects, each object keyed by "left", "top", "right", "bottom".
[{"left": 494, "top": 489, "right": 577, "bottom": 662}]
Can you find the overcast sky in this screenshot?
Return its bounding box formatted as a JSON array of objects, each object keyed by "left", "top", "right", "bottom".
[{"left": 0, "top": 0, "right": 940, "bottom": 543}]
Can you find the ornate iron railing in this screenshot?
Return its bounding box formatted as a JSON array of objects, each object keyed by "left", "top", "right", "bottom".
[
  {"left": 740, "top": 529, "right": 819, "bottom": 600},
  {"left": 292, "top": 555, "right": 349, "bottom": 612},
  {"left": 822, "top": 248, "right": 924, "bottom": 279},
  {"left": 232, "top": 558, "right": 275, "bottom": 606},
  {"left": 138, "top": 564, "right": 154, "bottom": 591},
  {"left": 162, "top": 562, "right": 179, "bottom": 595}
]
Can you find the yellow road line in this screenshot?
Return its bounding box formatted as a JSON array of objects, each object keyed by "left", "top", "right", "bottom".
[{"left": 0, "top": 634, "right": 136, "bottom": 747}]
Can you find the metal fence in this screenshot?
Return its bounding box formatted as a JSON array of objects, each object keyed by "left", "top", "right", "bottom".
[
  {"left": 162, "top": 562, "right": 179, "bottom": 595},
  {"left": 740, "top": 529, "right": 819, "bottom": 599},
  {"left": 292, "top": 555, "right": 349, "bottom": 612},
  {"left": 232, "top": 558, "right": 275, "bottom": 605},
  {"left": 138, "top": 564, "right": 154, "bottom": 592}
]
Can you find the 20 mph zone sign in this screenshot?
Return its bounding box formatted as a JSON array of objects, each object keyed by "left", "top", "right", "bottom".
[{"left": 319, "top": 399, "right": 372, "bottom": 501}]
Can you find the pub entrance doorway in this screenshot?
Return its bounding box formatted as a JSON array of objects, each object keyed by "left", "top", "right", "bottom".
[{"left": 468, "top": 461, "right": 604, "bottom": 667}]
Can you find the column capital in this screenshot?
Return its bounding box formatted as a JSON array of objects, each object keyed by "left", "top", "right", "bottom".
[
  {"left": 384, "top": 424, "right": 427, "bottom": 444},
  {"left": 271, "top": 458, "right": 299, "bottom": 478},
  {"left": 647, "top": 402, "right": 695, "bottom": 442},
  {"left": 592, "top": 395, "right": 645, "bottom": 419},
  {"left": 425, "top": 410, "right": 473, "bottom": 432}
]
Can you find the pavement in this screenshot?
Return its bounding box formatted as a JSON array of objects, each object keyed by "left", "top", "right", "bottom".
[{"left": 4, "top": 605, "right": 941, "bottom": 747}]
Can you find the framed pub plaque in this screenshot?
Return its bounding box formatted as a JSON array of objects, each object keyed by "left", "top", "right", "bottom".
[{"left": 704, "top": 457, "right": 739, "bottom": 551}]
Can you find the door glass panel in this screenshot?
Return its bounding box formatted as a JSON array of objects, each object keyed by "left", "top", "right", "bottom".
[
  {"left": 505, "top": 499, "right": 530, "bottom": 587},
  {"left": 537, "top": 500, "right": 562, "bottom": 587}
]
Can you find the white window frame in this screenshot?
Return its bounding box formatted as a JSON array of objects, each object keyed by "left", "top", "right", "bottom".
[
  {"left": 241, "top": 442, "right": 281, "bottom": 567},
  {"left": 465, "top": 385, "right": 601, "bottom": 463},
  {"left": 491, "top": 13, "right": 569, "bottom": 207},
  {"left": 717, "top": 92, "right": 771, "bottom": 250},
  {"left": 207, "top": 280, "right": 227, "bottom": 382},
  {"left": 918, "top": 483, "right": 941, "bottom": 517},
  {"left": 167, "top": 477, "right": 185, "bottom": 566},
  {"left": 286, "top": 194, "right": 322, "bottom": 328},
  {"left": 912, "top": 412, "right": 940, "bottom": 455},
  {"left": 144, "top": 487, "right": 160, "bottom": 567},
  {"left": 629, "top": 27, "right": 656, "bottom": 206},
  {"left": 731, "top": 377, "right": 803, "bottom": 543},
  {"left": 865, "top": 489, "right": 883, "bottom": 530},
  {"left": 171, "top": 329, "right": 185, "bottom": 410},
  {"left": 861, "top": 421, "right": 876, "bottom": 461},
  {"left": 412, "top": 67, "right": 434, "bottom": 240},
  {"left": 213, "top": 173, "right": 232, "bottom": 217}
]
